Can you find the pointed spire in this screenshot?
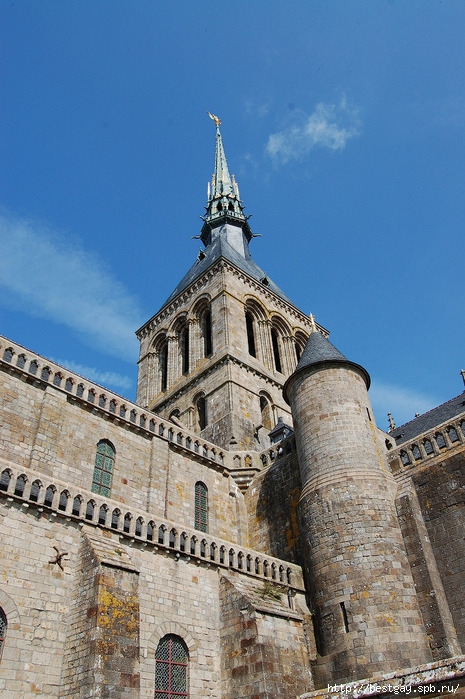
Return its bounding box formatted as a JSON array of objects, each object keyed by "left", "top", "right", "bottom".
[
  {"left": 208, "top": 112, "right": 236, "bottom": 200},
  {"left": 201, "top": 113, "right": 252, "bottom": 247},
  {"left": 283, "top": 331, "right": 371, "bottom": 404}
]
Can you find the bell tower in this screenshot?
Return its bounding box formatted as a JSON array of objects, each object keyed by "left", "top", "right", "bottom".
[{"left": 136, "top": 115, "right": 320, "bottom": 449}]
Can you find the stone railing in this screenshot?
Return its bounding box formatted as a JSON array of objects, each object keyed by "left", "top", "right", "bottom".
[
  {"left": 0, "top": 336, "right": 266, "bottom": 478},
  {"left": 388, "top": 414, "right": 465, "bottom": 473},
  {"left": 0, "top": 460, "right": 305, "bottom": 592}
]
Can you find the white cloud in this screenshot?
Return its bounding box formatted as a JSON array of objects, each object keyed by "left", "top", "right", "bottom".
[
  {"left": 266, "top": 97, "right": 361, "bottom": 164},
  {"left": 0, "top": 211, "right": 144, "bottom": 362},
  {"left": 369, "top": 379, "right": 438, "bottom": 430},
  {"left": 52, "top": 358, "right": 133, "bottom": 392}
]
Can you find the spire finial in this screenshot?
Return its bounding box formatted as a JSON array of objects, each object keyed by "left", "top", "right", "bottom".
[
  {"left": 207, "top": 111, "right": 221, "bottom": 127},
  {"left": 387, "top": 412, "right": 396, "bottom": 430},
  {"left": 309, "top": 313, "right": 317, "bottom": 332},
  {"left": 461, "top": 369, "right": 465, "bottom": 388}
]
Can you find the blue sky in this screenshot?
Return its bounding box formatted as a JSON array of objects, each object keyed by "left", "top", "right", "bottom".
[{"left": 1, "top": 1, "right": 464, "bottom": 430}]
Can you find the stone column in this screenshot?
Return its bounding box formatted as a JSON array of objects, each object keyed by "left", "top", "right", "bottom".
[
  {"left": 166, "top": 334, "right": 178, "bottom": 390},
  {"left": 189, "top": 318, "right": 201, "bottom": 369},
  {"left": 258, "top": 320, "right": 273, "bottom": 371}
]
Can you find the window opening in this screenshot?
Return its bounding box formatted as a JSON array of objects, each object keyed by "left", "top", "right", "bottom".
[
  {"left": 246, "top": 312, "right": 256, "bottom": 357},
  {"left": 44, "top": 486, "right": 55, "bottom": 507},
  {"left": 30, "top": 480, "right": 41, "bottom": 503},
  {"left": 436, "top": 433, "right": 446, "bottom": 449},
  {"left": 0, "top": 608, "right": 7, "bottom": 658},
  {"left": 160, "top": 342, "right": 168, "bottom": 391},
  {"left": 340, "top": 602, "right": 349, "bottom": 633},
  {"left": 204, "top": 310, "right": 212, "bottom": 357},
  {"left": 155, "top": 634, "right": 188, "bottom": 698},
  {"left": 0, "top": 470, "right": 11, "bottom": 492},
  {"left": 194, "top": 482, "right": 208, "bottom": 533},
  {"left": 91, "top": 440, "right": 115, "bottom": 497},
  {"left": 196, "top": 396, "right": 207, "bottom": 431},
  {"left": 181, "top": 325, "right": 189, "bottom": 375},
  {"left": 271, "top": 328, "right": 282, "bottom": 372}
]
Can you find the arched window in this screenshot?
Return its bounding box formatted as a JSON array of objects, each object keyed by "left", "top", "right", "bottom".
[
  {"left": 424, "top": 439, "right": 434, "bottom": 455},
  {"left": 0, "top": 608, "right": 7, "bottom": 658},
  {"left": 294, "top": 331, "right": 308, "bottom": 364},
  {"left": 159, "top": 340, "right": 168, "bottom": 391},
  {"left": 180, "top": 324, "right": 189, "bottom": 375},
  {"left": 245, "top": 312, "right": 256, "bottom": 357},
  {"left": 91, "top": 440, "right": 115, "bottom": 497},
  {"left": 3, "top": 348, "right": 13, "bottom": 362},
  {"left": 195, "top": 394, "right": 207, "bottom": 431},
  {"left": 155, "top": 634, "right": 188, "bottom": 698},
  {"left": 260, "top": 394, "right": 273, "bottom": 431},
  {"left": 195, "top": 481, "right": 208, "bottom": 533},
  {"left": 17, "top": 354, "right": 26, "bottom": 369},
  {"left": 271, "top": 328, "right": 282, "bottom": 373},
  {"left": 203, "top": 309, "right": 212, "bottom": 357}
]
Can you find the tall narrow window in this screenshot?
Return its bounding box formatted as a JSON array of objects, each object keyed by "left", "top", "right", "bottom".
[
  {"left": 181, "top": 325, "right": 189, "bottom": 375},
  {"left": 246, "top": 312, "right": 256, "bottom": 357},
  {"left": 160, "top": 342, "right": 168, "bottom": 391},
  {"left": 195, "top": 481, "right": 208, "bottom": 533},
  {"left": 271, "top": 328, "right": 282, "bottom": 373},
  {"left": 155, "top": 634, "right": 188, "bottom": 698},
  {"left": 0, "top": 608, "right": 6, "bottom": 659},
  {"left": 204, "top": 309, "right": 212, "bottom": 357},
  {"left": 196, "top": 395, "right": 207, "bottom": 431},
  {"left": 91, "top": 440, "right": 115, "bottom": 497},
  {"left": 260, "top": 395, "right": 273, "bottom": 431}
]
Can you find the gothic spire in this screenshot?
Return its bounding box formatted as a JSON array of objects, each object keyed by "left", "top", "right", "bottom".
[{"left": 201, "top": 113, "right": 252, "bottom": 246}]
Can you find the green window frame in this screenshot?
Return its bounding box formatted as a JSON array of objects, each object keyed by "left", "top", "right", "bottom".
[
  {"left": 194, "top": 481, "right": 208, "bottom": 533},
  {"left": 91, "top": 440, "right": 115, "bottom": 497}
]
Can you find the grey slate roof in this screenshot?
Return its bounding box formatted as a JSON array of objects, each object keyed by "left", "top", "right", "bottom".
[
  {"left": 295, "top": 330, "right": 348, "bottom": 371},
  {"left": 161, "top": 233, "right": 292, "bottom": 309},
  {"left": 283, "top": 331, "right": 371, "bottom": 403},
  {"left": 389, "top": 392, "right": 465, "bottom": 445}
]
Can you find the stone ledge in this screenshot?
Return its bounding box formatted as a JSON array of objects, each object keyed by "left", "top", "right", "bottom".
[{"left": 301, "top": 655, "right": 465, "bottom": 699}]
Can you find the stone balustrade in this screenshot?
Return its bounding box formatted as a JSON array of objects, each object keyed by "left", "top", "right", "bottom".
[
  {"left": 388, "top": 415, "right": 465, "bottom": 472},
  {"left": 0, "top": 459, "right": 304, "bottom": 591}
]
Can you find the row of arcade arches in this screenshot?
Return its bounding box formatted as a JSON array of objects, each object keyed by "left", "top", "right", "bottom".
[{"left": 244, "top": 299, "right": 308, "bottom": 375}]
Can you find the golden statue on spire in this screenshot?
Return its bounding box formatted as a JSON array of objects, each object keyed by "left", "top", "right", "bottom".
[{"left": 207, "top": 111, "right": 221, "bottom": 127}]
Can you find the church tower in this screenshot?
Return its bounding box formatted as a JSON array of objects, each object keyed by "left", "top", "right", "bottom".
[
  {"left": 136, "top": 115, "right": 321, "bottom": 450},
  {"left": 284, "top": 330, "right": 432, "bottom": 684}
]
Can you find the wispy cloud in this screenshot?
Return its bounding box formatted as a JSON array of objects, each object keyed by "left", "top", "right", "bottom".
[
  {"left": 244, "top": 99, "right": 271, "bottom": 119},
  {"left": 52, "top": 358, "right": 133, "bottom": 392},
  {"left": 369, "top": 380, "right": 438, "bottom": 430},
  {"left": 266, "top": 97, "right": 361, "bottom": 164},
  {"left": 0, "top": 211, "right": 144, "bottom": 362}
]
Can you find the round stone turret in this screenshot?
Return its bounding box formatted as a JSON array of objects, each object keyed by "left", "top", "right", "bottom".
[{"left": 284, "top": 331, "right": 431, "bottom": 685}]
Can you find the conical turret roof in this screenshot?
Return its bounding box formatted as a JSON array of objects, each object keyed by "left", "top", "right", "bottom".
[{"left": 283, "top": 331, "right": 370, "bottom": 403}]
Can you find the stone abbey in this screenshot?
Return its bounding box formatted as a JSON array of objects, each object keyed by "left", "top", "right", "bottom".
[{"left": 1, "top": 118, "right": 465, "bottom": 698}]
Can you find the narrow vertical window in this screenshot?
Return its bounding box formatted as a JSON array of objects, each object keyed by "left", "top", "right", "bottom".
[
  {"left": 91, "top": 440, "right": 115, "bottom": 497},
  {"left": 260, "top": 395, "right": 273, "bottom": 431},
  {"left": 246, "top": 312, "right": 256, "bottom": 357},
  {"left": 0, "top": 608, "right": 6, "bottom": 659},
  {"left": 196, "top": 395, "right": 207, "bottom": 431},
  {"left": 195, "top": 481, "right": 208, "bottom": 533},
  {"left": 181, "top": 325, "right": 189, "bottom": 375},
  {"left": 271, "top": 328, "right": 282, "bottom": 373},
  {"left": 204, "top": 309, "right": 212, "bottom": 357},
  {"left": 155, "top": 634, "right": 188, "bottom": 698},
  {"left": 160, "top": 342, "right": 168, "bottom": 391}
]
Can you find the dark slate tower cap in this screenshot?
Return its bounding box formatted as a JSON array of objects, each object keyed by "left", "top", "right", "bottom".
[{"left": 283, "top": 331, "right": 371, "bottom": 404}]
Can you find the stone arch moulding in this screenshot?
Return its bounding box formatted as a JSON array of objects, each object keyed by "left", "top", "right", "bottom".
[
  {"left": 0, "top": 589, "right": 21, "bottom": 629},
  {"left": 147, "top": 621, "right": 198, "bottom": 661}
]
